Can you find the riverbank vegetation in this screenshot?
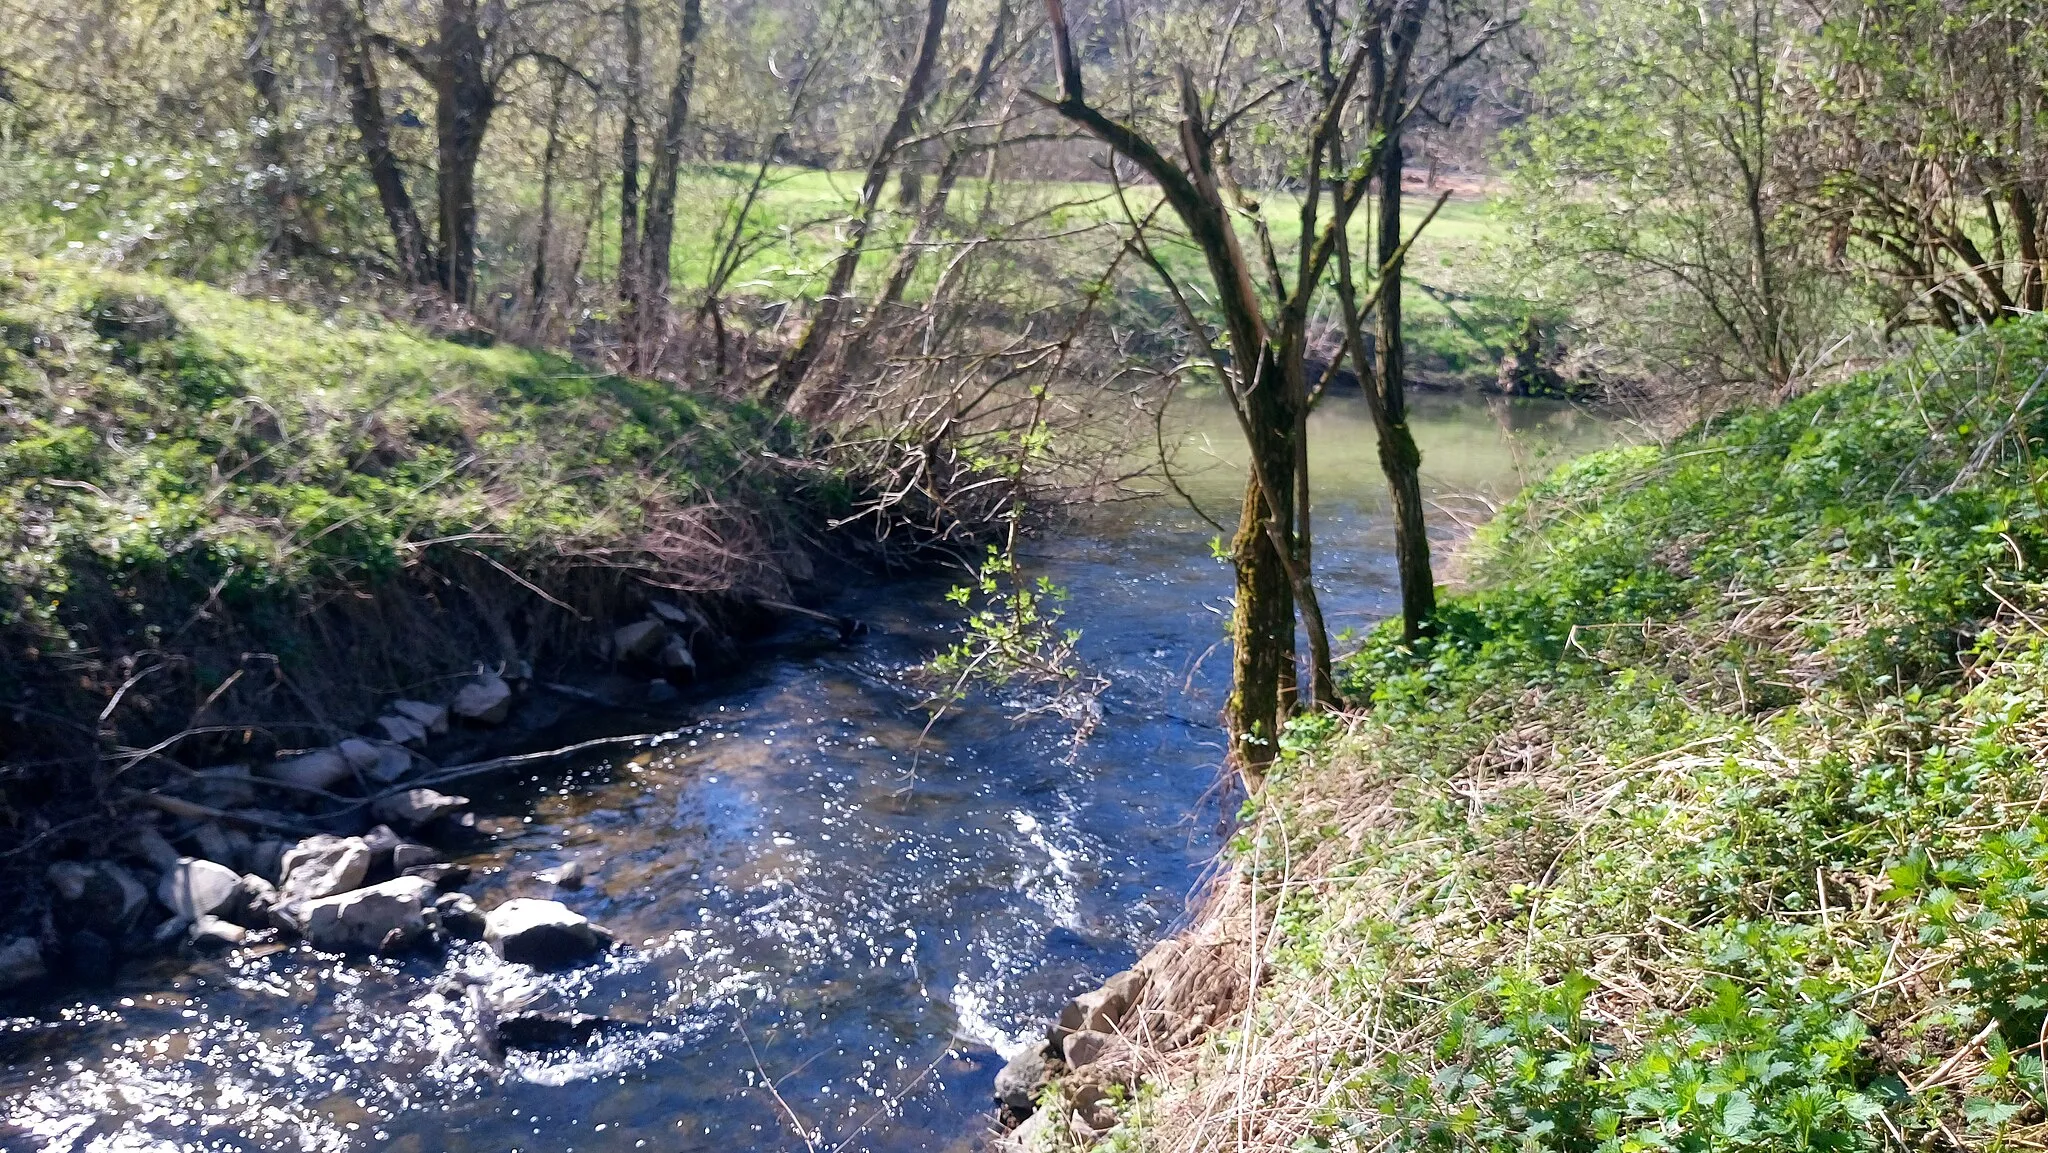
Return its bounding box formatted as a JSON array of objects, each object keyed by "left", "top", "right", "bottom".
[
  {"left": 0, "top": 258, "right": 822, "bottom": 833},
  {"left": 1089, "top": 310, "right": 2048, "bottom": 1153}
]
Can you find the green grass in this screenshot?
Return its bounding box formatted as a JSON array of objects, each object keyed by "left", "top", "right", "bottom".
[
  {"left": 0, "top": 256, "right": 808, "bottom": 773},
  {"left": 1097, "top": 316, "right": 2048, "bottom": 1151}
]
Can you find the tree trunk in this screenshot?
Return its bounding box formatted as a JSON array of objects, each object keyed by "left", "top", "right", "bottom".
[
  {"left": 1227, "top": 347, "right": 1299, "bottom": 783},
  {"left": 1372, "top": 65, "right": 1437, "bottom": 643},
  {"left": 632, "top": 0, "right": 705, "bottom": 373},
  {"left": 433, "top": 0, "right": 494, "bottom": 308},
  {"left": 323, "top": 0, "right": 434, "bottom": 285},
  {"left": 763, "top": 0, "right": 950, "bottom": 411},
  {"left": 528, "top": 68, "right": 568, "bottom": 333},
  {"left": 874, "top": 3, "right": 1008, "bottom": 314},
  {"left": 618, "top": 0, "right": 645, "bottom": 329}
]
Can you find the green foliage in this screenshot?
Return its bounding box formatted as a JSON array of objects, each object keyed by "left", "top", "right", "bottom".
[
  {"left": 1125, "top": 317, "right": 2048, "bottom": 1151},
  {"left": 0, "top": 257, "right": 787, "bottom": 669}
]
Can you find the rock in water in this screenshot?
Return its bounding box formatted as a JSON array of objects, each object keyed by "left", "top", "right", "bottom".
[
  {"left": 0, "top": 937, "right": 46, "bottom": 990},
  {"left": 542, "top": 857, "right": 585, "bottom": 889},
  {"left": 337, "top": 738, "right": 382, "bottom": 772},
  {"left": 158, "top": 858, "right": 243, "bottom": 920},
  {"left": 496, "top": 1011, "right": 608, "bottom": 1050},
  {"left": 189, "top": 915, "right": 248, "bottom": 950},
  {"left": 277, "top": 835, "right": 372, "bottom": 904},
  {"left": 387, "top": 699, "right": 449, "bottom": 735},
  {"left": 993, "top": 1044, "right": 1052, "bottom": 1110},
  {"left": 435, "top": 892, "right": 486, "bottom": 940},
  {"left": 300, "top": 877, "right": 439, "bottom": 953},
  {"left": 483, "top": 898, "right": 610, "bottom": 968},
  {"left": 372, "top": 788, "right": 469, "bottom": 830},
  {"left": 450, "top": 674, "right": 513, "bottom": 725},
  {"left": 265, "top": 748, "right": 352, "bottom": 791}
]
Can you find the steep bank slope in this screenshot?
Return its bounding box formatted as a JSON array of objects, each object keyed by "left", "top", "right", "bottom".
[
  {"left": 1023, "top": 318, "right": 2048, "bottom": 1150},
  {"left": 0, "top": 260, "right": 831, "bottom": 859}
]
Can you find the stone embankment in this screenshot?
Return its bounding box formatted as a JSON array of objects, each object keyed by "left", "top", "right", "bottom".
[
  {"left": 0, "top": 599, "right": 724, "bottom": 999},
  {"left": 991, "top": 884, "right": 1254, "bottom": 1149}
]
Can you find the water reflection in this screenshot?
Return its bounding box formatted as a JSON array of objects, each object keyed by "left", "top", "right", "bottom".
[{"left": 0, "top": 392, "right": 1616, "bottom": 1152}]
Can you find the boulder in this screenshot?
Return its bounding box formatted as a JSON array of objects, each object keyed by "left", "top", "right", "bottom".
[
  {"left": 192, "top": 824, "right": 240, "bottom": 872},
  {"left": 0, "top": 936, "right": 46, "bottom": 990},
  {"left": 368, "top": 744, "right": 414, "bottom": 785},
  {"left": 405, "top": 862, "right": 473, "bottom": 889},
  {"left": 997, "top": 1108, "right": 1055, "bottom": 1153},
  {"left": 483, "top": 898, "right": 610, "bottom": 968},
  {"left": 50, "top": 861, "right": 151, "bottom": 936},
  {"left": 1054, "top": 969, "right": 1145, "bottom": 1039},
  {"left": 133, "top": 827, "right": 182, "bottom": 872},
  {"left": 435, "top": 892, "right": 486, "bottom": 940},
  {"left": 278, "top": 835, "right": 372, "bottom": 904},
  {"left": 374, "top": 714, "right": 429, "bottom": 748},
  {"left": 649, "top": 599, "right": 699, "bottom": 630},
  {"left": 372, "top": 788, "right": 469, "bottom": 830},
  {"left": 1061, "top": 1029, "right": 1135, "bottom": 1071},
  {"left": 392, "top": 843, "right": 439, "bottom": 873},
  {"left": 612, "top": 619, "right": 668, "bottom": 664},
  {"left": 189, "top": 916, "right": 248, "bottom": 950},
  {"left": 158, "top": 858, "right": 243, "bottom": 920},
  {"left": 232, "top": 874, "right": 280, "bottom": 929},
  {"left": 266, "top": 748, "right": 352, "bottom": 792},
  {"left": 338, "top": 738, "right": 383, "bottom": 773},
  {"left": 659, "top": 636, "right": 696, "bottom": 676},
  {"left": 388, "top": 699, "right": 449, "bottom": 735},
  {"left": 450, "top": 675, "right": 513, "bottom": 725},
  {"left": 185, "top": 765, "right": 255, "bottom": 808},
  {"left": 300, "top": 877, "right": 439, "bottom": 953},
  {"left": 993, "top": 1044, "right": 1052, "bottom": 1110},
  {"left": 247, "top": 839, "right": 286, "bottom": 884}
]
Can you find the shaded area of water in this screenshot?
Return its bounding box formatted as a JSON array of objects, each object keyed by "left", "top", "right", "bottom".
[{"left": 0, "top": 393, "right": 1615, "bottom": 1152}]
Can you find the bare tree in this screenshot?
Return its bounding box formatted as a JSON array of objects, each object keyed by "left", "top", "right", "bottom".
[
  {"left": 1035, "top": 0, "right": 1503, "bottom": 778},
  {"left": 762, "top": 0, "right": 953, "bottom": 411}
]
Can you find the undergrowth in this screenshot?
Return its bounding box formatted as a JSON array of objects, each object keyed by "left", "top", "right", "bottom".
[{"left": 1109, "top": 316, "right": 2048, "bottom": 1151}]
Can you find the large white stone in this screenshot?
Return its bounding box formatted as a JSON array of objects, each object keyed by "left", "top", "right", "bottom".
[
  {"left": 483, "top": 898, "right": 609, "bottom": 968},
  {"left": 265, "top": 748, "right": 351, "bottom": 791},
  {"left": 450, "top": 675, "right": 512, "bottom": 725},
  {"left": 277, "top": 835, "right": 372, "bottom": 904},
  {"left": 300, "top": 877, "right": 438, "bottom": 953},
  {"left": 158, "top": 858, "right": 243, "bottom": 920}
]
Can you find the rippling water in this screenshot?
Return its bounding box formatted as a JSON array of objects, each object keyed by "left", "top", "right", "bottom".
[{"left": 0, "top": 393, "right": 1615, "bottom": 1153}]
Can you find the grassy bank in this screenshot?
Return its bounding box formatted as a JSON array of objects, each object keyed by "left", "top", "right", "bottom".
[
  {"left": 0, "top": 258, "right": 827, "bottom": 844},
  {"left": 1094, "top": 317, "right": 2048, "bottom": 1150}
]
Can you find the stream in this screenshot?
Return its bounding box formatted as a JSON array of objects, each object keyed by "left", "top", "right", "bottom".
[{"left": 0, "top": 393, "right": 1615, "bottom": 1153}]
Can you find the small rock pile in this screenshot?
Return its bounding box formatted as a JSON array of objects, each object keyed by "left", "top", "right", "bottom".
[
  {"left": 0, "top": 669, "right": 614, "bottom": 993},
  {"left": 994, "top": 936, "right": 1244, "bottom": 1149}
]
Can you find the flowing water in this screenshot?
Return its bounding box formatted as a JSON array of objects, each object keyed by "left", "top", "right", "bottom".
[{"left": 0, "top": 393, "right": 1617, "bottom": 1153}]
